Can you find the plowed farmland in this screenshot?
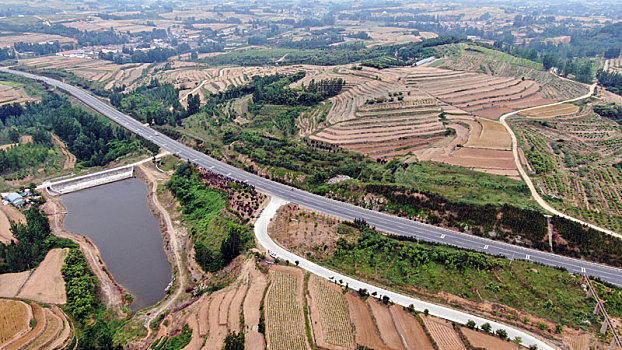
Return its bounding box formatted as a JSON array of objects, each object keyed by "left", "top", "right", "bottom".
[
  {"left": 405, "top": 67, "right": 553, "bottom": 120},
  {"left": 421, "top": 315, "right": 467, "bottom": 350},
  {"left": 308, "top": 274, "right": 355, "bottom": 349},
  {"left": 265, "top": 267, "right": 309, "bottom": 350},
  {"left": 312, "top": 98, "right": 447, "bottom": 159}
]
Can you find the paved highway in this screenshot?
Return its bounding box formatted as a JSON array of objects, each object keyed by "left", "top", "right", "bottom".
[
  {"left": 4, "top": 68, "right": 621, "bottom": 287},
  {"left": 256, "top": 197, "right": 555, "bottom": 350}
]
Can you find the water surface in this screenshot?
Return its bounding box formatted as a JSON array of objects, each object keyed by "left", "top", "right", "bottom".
[{"left": 62, "top": 178, "right": 171, "bottom": 311}]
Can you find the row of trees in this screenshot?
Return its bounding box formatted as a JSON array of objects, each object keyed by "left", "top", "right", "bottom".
[{"left": 597, "top": 70, "right": 622, "bottom": 95}]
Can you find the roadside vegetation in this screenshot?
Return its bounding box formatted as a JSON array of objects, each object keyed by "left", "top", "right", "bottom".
[{"left": 300, "top": 220, "right": 622, "bottom": 329}]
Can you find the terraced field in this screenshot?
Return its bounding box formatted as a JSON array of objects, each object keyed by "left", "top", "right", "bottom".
[
  {"left": 404, "top": 67, "right": 553, "bottom": 120},
  {"left": 0, "top": 301, "right": 72, "bottom": 350},
  {"left": 312, "top": 97, "right": 447, "bottom": 159},
  {"left": 514, "top": 105, "right": 622, "bottom": 231}
]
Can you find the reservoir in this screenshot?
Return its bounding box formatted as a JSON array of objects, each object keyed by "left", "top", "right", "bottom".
[{"left": 62, "top": 178, "right": 172, "bottom": 311}]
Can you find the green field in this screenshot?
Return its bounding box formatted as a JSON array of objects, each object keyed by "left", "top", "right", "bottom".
[{"left": 0, "top": 80, "right": 23, "bottom": 87}]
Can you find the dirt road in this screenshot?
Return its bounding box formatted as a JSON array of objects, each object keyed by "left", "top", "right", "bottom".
[
  {"left": 499, "top": 83, "right": 622, "bottom": 239},
  {"left": 135, "top": 164, "right": 188, "bottom": 331}
]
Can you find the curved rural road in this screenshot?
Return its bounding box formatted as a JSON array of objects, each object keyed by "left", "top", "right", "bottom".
[
  {"left": 3, "top": 68, "right": 622, "bottom": 288},
  {"left": 499, "top": 83, "right": 622, "bottom": 240},
  {"left": 256, "top": 197, "right": 556, "bottom": 350}
]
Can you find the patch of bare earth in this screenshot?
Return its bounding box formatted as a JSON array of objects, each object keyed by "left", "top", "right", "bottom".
[
  {"left": 390, "top": 305, "right": 435, "bottom": 350},
  {"left": 0, "top": 204, "right": 24, "bottom": 244},
  {"left": 461, "top": 327, "right": 518, "bottom": 350},
  {"left": 421, "top": 315, "right": 467, "bottom": 350},
  {"left": 17, "top": 248, "right": 68, "bottom": 304},
  {"left": 344, "top": 292, "right": 390, "bottom": 349},
  {"left": 367, "top": 298, "right": 405, "bottom": 350}
]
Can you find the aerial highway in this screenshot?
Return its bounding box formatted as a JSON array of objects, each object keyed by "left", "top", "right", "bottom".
[{"left": 4, "top": 67, "right": 622, "bottom": 287}]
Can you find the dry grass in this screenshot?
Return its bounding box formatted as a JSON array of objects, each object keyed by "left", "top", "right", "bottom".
[
  {"left": 17, "top": 248, "right": 68, "bottom": 305},
  {"left": 519, "top": 103, "right": 580, "bottom": 118},
  {"left": 0, "top": 299, "right": 31, "bottom": 345}
]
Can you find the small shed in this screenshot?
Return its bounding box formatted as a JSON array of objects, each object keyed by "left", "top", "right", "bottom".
[{"left": 6, "top": 192, "right": 23, "bottom": 207}]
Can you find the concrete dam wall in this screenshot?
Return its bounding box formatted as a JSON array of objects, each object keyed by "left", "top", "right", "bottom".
[{"left": 45, "top": 166, "right": 134, "bottom": 195}]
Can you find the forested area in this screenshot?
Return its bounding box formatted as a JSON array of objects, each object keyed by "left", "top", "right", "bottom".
[
  {"left": 0, "top": 205, "right": 75, "bottom": 273},
  {"left": 596, "top": 70, "right": 622, "bottom": 96},
  {"left": 2, "top": 93, "right": 151, "bottom": 168},
  {"left": 551, "top": 217, "right": 622, "bottom": 267},
  {"left": 252, "top": 74, "right": 344, "bottom": 106},
  {"left": 593, "top": 103, "right": 622, "bottom": 124},
  {"left": 110, "top": 79, "right": 186, "bottom": 126},
  {"left": 166, "top": 163, "right": 250, "bottom": 273}
]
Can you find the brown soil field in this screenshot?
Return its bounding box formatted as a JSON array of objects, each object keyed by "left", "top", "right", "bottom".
[
  {"left": 0, "top": 204, "right": 24, "bottom": 244},
  {"left": 0, "top": 33, "right": 75, "bottom": 47},
  {"left": 421, "top": 316, "right": 467, "bottom": 350},
  {"left": 464, "top": 117, "right": 512, "bottom": 150},
  {"left": 562, "top": 333, "right": 592, "bottom": 350},
  {"left": 17, "top": 248, "right": 69, "bottom": 305},
  {"left": 344, "top": 292, "right": 389, "bottom": 350},
  {"left": 0, "top": 271, "right": 31, "bottom": 298},
  {"left": 265, "top": 266, "right": 309, "bottom": 350},
  {"left": 428, "top": 147, "right": 519, "bottom": 179},
  {"left": 519, "top": 103, "right": 580, "bottom": 118},
  {"left": 243, "top": 263, "right": 268, "bottom": 350},
  {"left": 0, "top": 299, "right": 31, "bottom": 345},
  {"left": 308, "top": 274, "right": 355, "bottom": 349},
  {"left": 367, "top": 298, "right": 405, "bottom": 350},
  {"left": 390, "top": 305, "right": 435, "bottom": 350},
  {"left": 461, "top": 327, "right": 519, "bottom": 350},
  {"left": 404, "top": 67, "right": 556, "bottom": 120}
]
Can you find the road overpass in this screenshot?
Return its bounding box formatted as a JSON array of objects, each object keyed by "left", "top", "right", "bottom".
[{"left": 4, "top": 67, "right": 621, "bottom": 287}]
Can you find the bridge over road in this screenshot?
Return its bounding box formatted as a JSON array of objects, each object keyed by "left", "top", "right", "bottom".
[{"left": 5, "top": 67, "right": 622, "bottom": 288}]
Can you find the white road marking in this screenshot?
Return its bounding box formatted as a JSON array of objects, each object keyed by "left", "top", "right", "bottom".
[
  {"left": 484, "top": 245, "right": 489, "bottom": 250},
  {"left": 440, "top": 234, "right": 446, "bottom": 239}
]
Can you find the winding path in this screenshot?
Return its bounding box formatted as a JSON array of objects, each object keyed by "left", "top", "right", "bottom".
[
  {"left": 256, "top": 197, "right": 556, "bottom": 350},
  {"left": 499, "top": 83, "right": 622, "bottom": 240}
]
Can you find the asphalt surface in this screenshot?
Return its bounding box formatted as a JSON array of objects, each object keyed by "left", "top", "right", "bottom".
[
  {"left": 256, "top": 197, "right": 555, "bottom": 350},
  {"left": 5, "top": 67, "right": 621, "bottom": 287}
]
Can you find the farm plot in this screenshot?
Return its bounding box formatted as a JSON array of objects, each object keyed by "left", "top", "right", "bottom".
[
  {"left": 0, "top": 204, "right": 24, "bottom": 244},
  {"left": 404, "top": 67, "right": 554, "bottom": 120},
  {"left": 0, "top": 248, "right": 68, "bottom": 304},
  {"left": 17, "top": 56, "right": 147, "bottom": 89},
  {"left": 312, "top": 99, "right": 447, "bottom": 159},
  {"left": 344, "top": 293, "right": 389, "bottom": 350},
  {"left": 432, "top": 44, "right": 588, "bottom": 101},
  {"left": 1, "top": 302, "right": 71, "bottom": 350},
  {"left": 461, "top": 327, "right": 519, "bottom": 350},
  {"left": 307, "top": 275, "right": 355, "bottom": 349},
  {"left": 0, "top": 299, "right": 31, "bottom": 345},
  {"left": 464, "top": 117, "right": 512, "bottom": 150},
  {"left": 519, "top": 103, "right": 580, "bottom": 118},
  {"left": 513, "top": 107, "right": 622, "bottom": 231},
  {"left": 421, "top": 315, "right": 467, "bottom": 350},
  {"left": 265, "top": 267, "right": 309, "bottom": 350},
  {"left": 389, "top": 305, "right": 435, "bottom": 350},
  {"left": 367, "top": 299, "right": 405, "bottom": 350},
  {"left": 0, "top": 81, "right": 35, "bottom": 106},
  {"left": 17, "top": 248, "right": 69, "bottom": 304}
]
